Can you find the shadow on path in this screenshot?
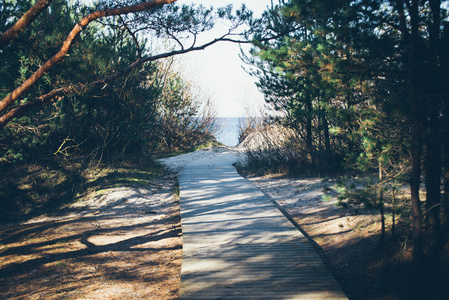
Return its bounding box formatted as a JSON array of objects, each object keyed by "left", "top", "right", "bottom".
[{"left": 178, "top": 150, "right": 347, "bottom": 300}]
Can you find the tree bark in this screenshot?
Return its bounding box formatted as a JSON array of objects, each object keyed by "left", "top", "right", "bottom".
[
  {"left": 0, "top": 0, "right": 53, "bottom": 48},
  {"left": 443, "top": 23, "right": 449, "bottom": 249},
  {"left": 424, "top": 0, "right": 442, "bottom": 258},
  {"left": 305, "top": 93, "right": 314, "bottom": 164},
  {"left": 443, "top": 90, "right": 449, "bottom": 244},
  {"left": 409, "top": 0, "right": 424, "bottom": 272},
  {"left": 379, "top": 159, "right": 386, "bottom": 245},
  {"left": 322, "top": 102, "right": 331, "bottom": 172}
]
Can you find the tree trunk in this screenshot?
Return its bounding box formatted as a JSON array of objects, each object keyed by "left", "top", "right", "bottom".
[
  {"left": 409, "top": 0, "right": 424, "bottom": 273},
  {"left": 322, "top": 107, "right": 331, "bottom": 171},
  {"left": 317, "top": 97, "right": 323, "bottom": 175},
  {"left": 379, "top": 159, "right": 386, "bottom": 245},
  {"left": 423, "top": 0, "right": 442, "bottom": 259},
  {"left": 443, "top": 31, "right": 449, "bottom": 245},
  {"left": 305, "top": 93, "right": 314, "bottom": 165},
  {"left": 410, "top": 106, "right": 424, "bottom": 271},
  {"left": 443, "top": 95, "right": 449, "bottom": 243},
  {"left": 439, "top": 18, "right": 449, "bottom": 244},
  {"left": 423, "top": 114, "right": 442, "bottom": 257},
  {"left": 392, "top": 187, "right": 397, "bottom": 242}
]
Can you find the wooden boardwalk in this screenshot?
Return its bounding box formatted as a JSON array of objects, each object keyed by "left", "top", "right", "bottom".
[{"left": 178, "top": 149, "right": 347, "bottom": 300}]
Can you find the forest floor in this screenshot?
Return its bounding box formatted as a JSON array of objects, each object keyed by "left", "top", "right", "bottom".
[{"left": 1, "top": 148, "right": 448, "bottom": 299}]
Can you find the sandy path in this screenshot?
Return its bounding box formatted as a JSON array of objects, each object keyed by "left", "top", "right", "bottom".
[{"left": 157, "top": 146, "right": 244, "bottom": 173}]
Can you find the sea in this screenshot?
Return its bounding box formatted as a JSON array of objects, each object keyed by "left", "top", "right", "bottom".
[{"left": 215, "top": 117, "right": 241, "bottom": 147}]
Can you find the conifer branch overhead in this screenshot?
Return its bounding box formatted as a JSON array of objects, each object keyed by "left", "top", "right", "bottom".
[{"left": 0, "top": 0, "right": 177, "bottom": 117}]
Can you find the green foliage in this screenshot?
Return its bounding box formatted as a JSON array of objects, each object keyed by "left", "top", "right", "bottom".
[
  {"left": 241, "top": 0, "right": 415, "bottom": 178},
  {"left": 0, "top": 0, "right": 222, "bottom": 224},
  {"left": 0, "top": 0, "right": 219, "bottom": 164},
  {"left": 334, "top": 180, "right": 379, "bottom": 209},
  {"left": 321, "top": 194, "right": 333, "bottom": 202},
  {"left": 241, "top": 2, "right": 449, "bottom": 275}
]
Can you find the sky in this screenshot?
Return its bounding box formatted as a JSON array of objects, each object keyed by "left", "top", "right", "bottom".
[{"left": 174, "top": 0, "right": 274, "bottom": 117}]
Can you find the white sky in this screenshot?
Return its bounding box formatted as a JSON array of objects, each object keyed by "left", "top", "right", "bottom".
[{"left": 175, "top": 0, "right": 273, "bottom": 117}]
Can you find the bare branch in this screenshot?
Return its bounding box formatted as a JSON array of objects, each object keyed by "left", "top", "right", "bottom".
[
  {"left": 0, "top": 3, "right": 297, "bottom": 129},
  {"left": 0, "top": 32, "right": 244, "bottom": 129},
  {"left": 0, "top": 0, "right": 52, "bottom": 48},
  {"left": 118, "top": 15, "right": 142, "bottom": 59},
  {"left": 166, "top": 28, "right": 185, "bottom": 50},
  {"left": 0, "top": 85, "right": 78, "bottom": 129}
]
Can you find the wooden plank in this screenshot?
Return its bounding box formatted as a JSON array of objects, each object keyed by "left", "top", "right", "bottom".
[{"left": 178, "top": 151, "right": 347, "bottom": 300}]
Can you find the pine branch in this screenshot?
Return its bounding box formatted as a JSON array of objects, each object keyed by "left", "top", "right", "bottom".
[{"left": 0, "top": 0, "right": 177, "bottom": 115}]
